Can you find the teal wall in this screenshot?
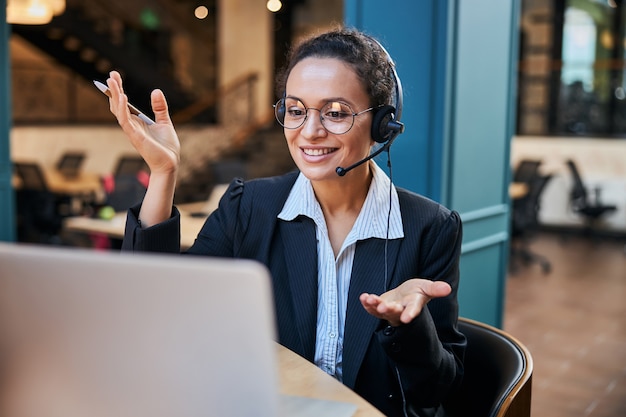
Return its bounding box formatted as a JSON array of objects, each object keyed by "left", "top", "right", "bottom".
[
  {"left": 346, "top": 0, "right": 519, "bottom": 327},
  {"left": 0, "top": 0, "right": 16, "bottom": 242}
]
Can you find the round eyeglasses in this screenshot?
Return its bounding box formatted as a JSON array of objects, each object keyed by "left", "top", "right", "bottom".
[{"left": 274, "top": 97, "right": 377, "bottom": 135}]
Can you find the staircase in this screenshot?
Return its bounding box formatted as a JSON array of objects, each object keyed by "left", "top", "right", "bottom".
[{"left": 11, "top": 0, "right": 217, "bottom": 122}]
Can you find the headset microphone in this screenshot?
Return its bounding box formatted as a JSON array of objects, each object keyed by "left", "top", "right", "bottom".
[
  {"left": 336, "top": 145, "right": 387, "bottom": 177},
  {"left": 335, "top": 117, "right": 404, "bottom": 177}
]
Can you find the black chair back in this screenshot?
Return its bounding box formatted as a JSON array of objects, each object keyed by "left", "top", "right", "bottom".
[
  {"left": 56, "top": 152, "right": 86, "bottom": 178},
  {"left": 565, "top": 159, "right": 617, "bottom": 223},
  {"left": 565, "top": 159, "right": 589, "bottom": 209},
  {"left": 14, "top": 162, "right": 48, "bottom": 191},
  {"left": 444, "top": 318, "right": 533, "bottom": 417},
  {"left": 106, "top": 174, "right": 148, "bottom": 212},
  {"left": 513, "top": 160, "right": 542, "bottom": 184},
  {"left": 13, "top": 162, "right": 65, "bottom": 242},
  {"left": 114, "top": 156, "right": 149, "bottom": 177},
  {"left": 512, "top": 174, "right": 552, "bottom": 234}
]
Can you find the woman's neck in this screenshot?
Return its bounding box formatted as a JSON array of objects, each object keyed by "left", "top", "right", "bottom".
[{"left": 311, "top": 163, "right": 372, "bottom": 216}]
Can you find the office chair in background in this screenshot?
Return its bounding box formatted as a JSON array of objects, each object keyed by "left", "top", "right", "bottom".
[
  {"left": 565, "top": 159, "right": 617, "bottom": 235},
  {"left": 510, "top": 173, "right": 553, "bottom": 274},
  {"left": 444, "top": 317, "right": 533, "bottom": 417},
  {"left": 113, "top": 155, "right": 150, "bottom": 177},
  {"left": 512, "top": 159, "right": 542, "bottom": 184},
  {"left": 106, "top": 155, "right": 150, "bottom": 211},
  {"left": 55, "top": 151, "right": 85, "bottom": 178},
  {"left": 13, "top": 162, "right": 68, "bottom": 243},
  {"left": 510, "top": 160, "right": 552, "bottom": 274}
]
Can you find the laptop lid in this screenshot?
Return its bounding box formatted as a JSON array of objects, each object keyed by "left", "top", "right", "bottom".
[{"left": 0, "top": 243, "right": 279, "bottom": 417}]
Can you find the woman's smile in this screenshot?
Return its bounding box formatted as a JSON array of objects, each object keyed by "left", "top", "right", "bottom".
[{"left": 301, "top": 147, "right": 338, "bottom": 157}]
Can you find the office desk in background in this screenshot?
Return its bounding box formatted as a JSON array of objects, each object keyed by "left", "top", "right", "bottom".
[
  {"left": 64, "top": 184, "right": 230, "bottom": 248},
  {"left": 63, "top": 210, "right": 206, "bottom": 250},
  {"left": 45, "top": 170, "right": 103, "bottom": 197},
  {"left": 13, "top": 168, "right": 102, "bottom": 197}
]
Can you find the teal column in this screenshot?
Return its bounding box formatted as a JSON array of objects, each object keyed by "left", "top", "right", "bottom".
[
  {"left": 0, "top": 0, "right": 16, "bottom": 242},
  {"left": 345, "top": 0, "right": 519, "bottom": 327}
]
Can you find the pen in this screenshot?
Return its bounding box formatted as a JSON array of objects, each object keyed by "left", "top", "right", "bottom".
[{"left": 93, "top": 80, "right": 155, "bottom": 125}]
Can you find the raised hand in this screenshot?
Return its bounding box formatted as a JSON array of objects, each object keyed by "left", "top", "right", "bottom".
[
  {"left": 106, "top": 71, "right": 180, "bottom": 177},
  {"left": 359, "top": 279, "right": 452, "bottom": 327}
]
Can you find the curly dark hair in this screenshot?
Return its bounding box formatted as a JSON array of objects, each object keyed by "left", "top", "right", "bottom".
[{"left": 275, "top": 27, "right": 397, "bottom": 108}]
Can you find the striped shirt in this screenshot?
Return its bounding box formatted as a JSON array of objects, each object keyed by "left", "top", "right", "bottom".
[{"left": 278, "top": 162, "right": 404, "bottom": 381}]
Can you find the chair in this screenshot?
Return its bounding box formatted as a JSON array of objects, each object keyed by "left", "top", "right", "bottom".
[
  {"left": 113, "top": 155, "right": 150, "bottom": 177},
  {"left": 444, "top": 317, "right": 533, "bottom": 417},
  {"left": 13, "top": 162, "right": 67, "bottom": 243},
  {"left": 565, "top": 159, "right": 617, "bottom": 234},
  {"left": 105, "top": 174, "right": 148, "bottom": 212},
  {"left": 55, "top": 151, "right": 85, "bottom": 178},
  {"left": 13, "top": 161, "right": 48, "bottom": 191},
  {"left": 510, "top": 174, "right": 553, "bottom": 274},
  {"left": 512, "top": 159, "right": 542, "bottom": 184}
]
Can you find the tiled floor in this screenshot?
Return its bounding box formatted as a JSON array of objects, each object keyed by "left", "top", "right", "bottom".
[{"left": 504, "top": 232, "right": 626, "bottom": 417}]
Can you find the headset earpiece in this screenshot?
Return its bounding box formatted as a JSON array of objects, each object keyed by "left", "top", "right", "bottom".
[
  {"left": 371, "top": 105, "right": 397, "bottom": 143},
  {"left": 365, "top": 36, "right": 404, "bottom": 146}
]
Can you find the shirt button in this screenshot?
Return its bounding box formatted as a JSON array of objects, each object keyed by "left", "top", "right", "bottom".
[
  {"left": 329, "top": 332, "right": 336, "bottom": 338},
  {"left": 383, "top": 326, "right": 395, "bottom": 336}
]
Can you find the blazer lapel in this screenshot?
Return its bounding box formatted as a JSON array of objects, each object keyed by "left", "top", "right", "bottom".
[
  {"left": 342, "top": 237, "right": 401, "bottom": 388},
  {"left": 280, "top": 217, "right": 318, "bottom": 361}
]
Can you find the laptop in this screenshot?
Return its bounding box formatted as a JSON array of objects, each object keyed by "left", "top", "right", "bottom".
[{"left": 0, "top": 242, "right": 280, "bottom": 417}]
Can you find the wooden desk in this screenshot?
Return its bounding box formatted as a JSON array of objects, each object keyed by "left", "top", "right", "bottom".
[
  {"left": 278, "top": 344, "right": 384, "bottom": 416},
  {"left": 45, "top": 170, "right": 103, "bottom": 196},
  {"left": 510, "top": 182, "right": 529, "bottom": 200}
]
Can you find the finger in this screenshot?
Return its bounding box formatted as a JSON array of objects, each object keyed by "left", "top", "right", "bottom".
[
  {"left": 377, "top": 300, "right": 403, "bottom": 316},
  {"left": 150, "top": 89, "right": 171, "bottom": 124},
  {"left": 107, "top": 71, "right": 124, "bottom": 101},
  {"left": 106, "top": 73, "right": 129, "bottom": 122},
  {"left": 359, "top": 293, "right": 381, "bottom": 309},
  {"left": 360, "top": 293, "right": 387, "bottom": 317},
  {"left": 400, "top": 299, "right": 422, "bottom": 324},
  {"left": 426, "top": 281, "right": 452, "bottom": 299},
  {"left": 397, "top": 281, "right": 451, "bottom": 324}
]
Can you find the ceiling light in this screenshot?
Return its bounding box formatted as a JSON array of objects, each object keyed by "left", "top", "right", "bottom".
[
  {"left": 7, "top": 0, "right": 54, "bottom": 25},
  {"left": 266, "top": 0, "right": 282, "bottom": 13},
  {"left": 195, "top": 6, "right": 209, "bottom": 19}
]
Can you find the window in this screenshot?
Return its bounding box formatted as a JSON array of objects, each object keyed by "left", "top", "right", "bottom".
[{"left": 517, "top": 0, "right": 626, "bottom": 137}]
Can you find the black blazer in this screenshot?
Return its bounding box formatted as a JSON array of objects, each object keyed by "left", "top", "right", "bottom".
[{"left": 123, "top": 171, "right": 466, "bottom": 417}]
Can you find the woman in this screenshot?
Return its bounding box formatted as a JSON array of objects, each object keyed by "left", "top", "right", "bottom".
[{"left": 107, "top": 27, "right": 465, "bottom": 417}]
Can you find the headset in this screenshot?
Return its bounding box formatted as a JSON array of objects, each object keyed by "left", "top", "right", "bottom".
[
  {"left": 369, "top": 37, "right": 404, "bottom": 143},
  {"left": 335, "top": 35, "right": 405, "bottom": 176}
]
